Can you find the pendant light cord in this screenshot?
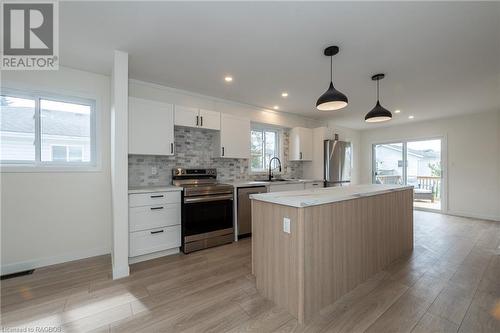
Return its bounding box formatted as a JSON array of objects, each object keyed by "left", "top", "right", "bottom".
[
  {"left": 330, "top": 56, "right": 333, "bottom": 82},
  {"left": 377, "top": 79, "right": 380, "bottom": 101}
]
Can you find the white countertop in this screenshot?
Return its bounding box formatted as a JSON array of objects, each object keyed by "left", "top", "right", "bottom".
[
  {"left": 128, "top": 185, "right": 183, "bottom": 194},
  {"left": 250, "top": 184, "right": 413, "bottom": 208},
  {"left": 227, "top": 179, "right": 324, "bottom": 188}
]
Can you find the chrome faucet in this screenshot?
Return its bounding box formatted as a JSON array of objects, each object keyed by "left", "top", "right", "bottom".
[{"left": 268, "top": 157, "right": 282, "bottom": 181}]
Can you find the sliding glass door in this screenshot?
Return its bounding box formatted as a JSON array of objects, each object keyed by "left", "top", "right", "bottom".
[
  {"left": 373, "top": 139, "right": 443, "bottom": 211},
  {"left": 373, "top": 143, "right": 404, "bottom": 185},
  {"left": 406, "top": 139, "right": 442, "bottom": 210}
]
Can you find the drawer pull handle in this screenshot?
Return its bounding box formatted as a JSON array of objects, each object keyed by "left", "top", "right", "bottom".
[
  {"left": 150, "top": 230, "right": 164, "bottom": 234},
  {"left": 150, "top": 195, "right": 164, "bottom": 198},
  {"left": 150, "top": 207, "right": 164, "bottom": 210}
]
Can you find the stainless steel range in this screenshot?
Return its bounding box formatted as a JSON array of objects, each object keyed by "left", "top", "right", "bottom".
[{"left": 172, "top": 168, "right": 234, "bottom": 253}]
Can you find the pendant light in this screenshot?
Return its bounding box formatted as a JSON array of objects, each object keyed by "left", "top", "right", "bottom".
[
  {"left": 365, "top": 73, "right": 392, "bottom": 122},
  {"left": 316, "top": 46, "right": 348, "bottom": 111}
]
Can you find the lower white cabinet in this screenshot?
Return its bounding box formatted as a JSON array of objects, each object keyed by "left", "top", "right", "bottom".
[
  {"left": 128, "top": 190, "right": 181, "bottom": 260},
  {"left": 268, "top": 183, "right": 305, "bottom": 193},
  {"left": 129, "top": 225, "right": 181, "bottom": 257},
  {"left": 129, "top": 203, "right": 180, "bottom": 232},
  {"left": 304, "top": 181, "right": 324, "bottom": 189}
]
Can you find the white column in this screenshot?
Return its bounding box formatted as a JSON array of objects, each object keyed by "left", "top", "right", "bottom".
[{"left": 111, "top": 50, "right": 129, "bottom": 279}]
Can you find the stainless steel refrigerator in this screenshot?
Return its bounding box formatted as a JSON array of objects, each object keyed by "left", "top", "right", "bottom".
[{"left": 324, "top": 139, "right": 352, "bottom": 187}]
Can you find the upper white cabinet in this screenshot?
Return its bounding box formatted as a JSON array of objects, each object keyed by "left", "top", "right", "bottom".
[
  {"left": 174, "top": 105, "right": 198, "bottom": 128},
  {"left": 198, "top": 109, "right": 221, "bottom": 130},
  {"left": 129, "top": 97, "right": 175, "bottom": 156},
  {"left": 217, "top": 113, "right": 250, "bottom": 159},
  {"left": 289, "top": 127, "right": 313, "bottom": 161},
  {"left": 174, "top": 105, "right": 221, "bottom": 130}
]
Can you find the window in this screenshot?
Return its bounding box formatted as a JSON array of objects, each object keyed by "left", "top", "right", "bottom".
[
  {"left": 51, "top": 145, "right": 84, "bottom": 162},
  {"left": 1, "top": 91, "right": 96, "bottom": 169},
  {"left": 251, "top": 127, "right": 280, "bottom": 172}
]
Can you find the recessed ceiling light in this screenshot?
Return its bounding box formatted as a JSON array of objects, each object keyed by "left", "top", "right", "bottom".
[
  {"left": 394, "top": 110, "right": 401, "bottom": 114},
  {"left": 224, "top": 76, "right": 233, "bottom": 82},
  {"left": 273, "top": 105, "right": 279, "bottom": 110},
  {"left": 408, "top": 115, "right": 414, "bottom": 119},
  {"left": 281, "top": 92, "right": 288, "bottom": 98}
]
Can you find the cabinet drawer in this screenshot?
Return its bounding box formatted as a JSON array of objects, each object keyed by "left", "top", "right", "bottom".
[
  {"left": 305, "top": 182, "right": 324, "bottom": 189},
  {"left": 129, "top": 204, "right": 180, "bottom": 232},
  {"left": 129, "top": 191, "right": 180, "bottom": 207},
  {"left": 268, "top": 183, "right": 305, "bottom": 193},
  {"left": 129, "top": 225, "right": 181, "bottom": 257}
]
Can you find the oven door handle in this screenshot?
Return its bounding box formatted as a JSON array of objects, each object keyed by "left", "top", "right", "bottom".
[{"left": 184, "top": 194, "right": 234, "bottom": 204}]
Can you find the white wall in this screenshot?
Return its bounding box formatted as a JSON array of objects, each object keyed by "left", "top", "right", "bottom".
[
  {"left": 1, "top": 67, "right": 112, "bottom": 274},
  {"left": 359, "top": 110, "right": 500, "bottom": 221},
  {"left": 129, "top": 80, "right": 322, "bottom": 129}
]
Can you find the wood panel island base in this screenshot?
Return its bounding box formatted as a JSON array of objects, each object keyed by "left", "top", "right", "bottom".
[{"left": 250, "top": 185, "right": 414, "bottom": 324}]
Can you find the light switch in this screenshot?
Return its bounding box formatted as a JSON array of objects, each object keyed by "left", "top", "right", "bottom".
[
  {"left": 151, "top": 166, "right": 158, "bottom": 175},
  {"left": 283, "top": 217, "right": 291, "bottom": 234}
]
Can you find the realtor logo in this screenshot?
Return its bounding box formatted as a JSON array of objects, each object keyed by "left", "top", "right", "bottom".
[{"left": 1, "top": 1, "right": 59, "bottom": 70}]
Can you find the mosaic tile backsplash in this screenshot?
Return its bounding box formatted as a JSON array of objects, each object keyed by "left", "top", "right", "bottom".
[{"left": 129, "top": 127, "right": 303, "bottom": 187}]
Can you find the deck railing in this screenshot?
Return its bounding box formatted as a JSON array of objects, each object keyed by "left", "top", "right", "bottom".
[
  {"left": 376, "top": 175, "right": 441, "bottom": 200},
  {"left": 414, "top": 176, "right": 441, "bottom": 199}
]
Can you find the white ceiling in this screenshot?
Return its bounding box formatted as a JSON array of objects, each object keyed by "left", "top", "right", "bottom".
[{"left": 60, "top": 1, "right": 500, "bottom": 129}]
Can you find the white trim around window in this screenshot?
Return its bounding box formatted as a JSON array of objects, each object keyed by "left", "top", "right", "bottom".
[
  {"left": 1, "top": 88, "right": 100, "bottom": 172},
  {"left": 250, "top": 123, "right": 284, "bottom": 174}
]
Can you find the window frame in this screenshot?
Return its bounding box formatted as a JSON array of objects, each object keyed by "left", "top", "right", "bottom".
[
  {"left": 250, "top": 124, "right": 282, "bottom": 173},
  {"left": 1, "top": 88, "right": 98, "bottom": 172}
]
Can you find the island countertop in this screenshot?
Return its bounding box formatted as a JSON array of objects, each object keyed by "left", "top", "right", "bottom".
[{"left": 250, "top": 184, "right": 413, "bottom": 207}]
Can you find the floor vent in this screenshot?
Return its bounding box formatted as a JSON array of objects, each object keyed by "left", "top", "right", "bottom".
[{"left": 1, "top": 269, "right": 35, "bottom": 280}]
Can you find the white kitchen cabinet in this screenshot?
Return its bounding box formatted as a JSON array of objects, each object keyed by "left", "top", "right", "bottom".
[
  {"left": 289, "top": 127, "right": 313, "bottom": 161},
  {"left": 129, "top": 225, "right": 181, "bottom": 257},
  {"left": 174, "top": 105, "right": 199, "bottom": 128},
  {"left": 174, "top": 105, "right": 221, "bottom": 130},
  {"left": 199, "top": 109, "right": 221, "bottom": 130},
  {"left": 129, "top": 204, "right": 181, "bottom": 232},
  {"left": 129, "top": 97, "right": 174, "bottom": 155},
  {"left": 304, "top": 181, "right": 324, "bottom": 189},
  {"left": 128, "top": 190, "right": 181, "bottom": 261},
  {"left": 217, "top": 113, "right": 250, "bottom": 159},
  {"left": 268, "top": 183, "right": 305, "bottom": 193}
]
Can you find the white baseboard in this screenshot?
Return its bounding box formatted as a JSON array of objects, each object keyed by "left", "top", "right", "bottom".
[
  {"left": 128, "top": 248, "right": 180, "bottom": 265},
  {"left": 415, "top": 207, "right": 500, "bottom": 222},
  {"left": 446, "top": 209, "right": 500, "bottom": 222},
  {"left": 1, "top": 246, "right": 110, "bottom": 275}
]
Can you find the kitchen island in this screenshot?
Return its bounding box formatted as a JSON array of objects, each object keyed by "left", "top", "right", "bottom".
[{"left": 250, "top": 184, "right": 414, "bottom": 324}]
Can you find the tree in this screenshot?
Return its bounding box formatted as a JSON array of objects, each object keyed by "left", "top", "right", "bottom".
[{"left": 428, "top": 161, "right": 441, "bottom": 177}]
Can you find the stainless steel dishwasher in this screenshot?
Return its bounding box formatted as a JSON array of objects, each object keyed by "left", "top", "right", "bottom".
[{"left": 237, "top": 186, "right": 267, "bottom": 238}]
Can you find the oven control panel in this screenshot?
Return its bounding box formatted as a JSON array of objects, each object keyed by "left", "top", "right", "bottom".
[{"left": 172, "top": 168, "right": 217, "bottom": 177}]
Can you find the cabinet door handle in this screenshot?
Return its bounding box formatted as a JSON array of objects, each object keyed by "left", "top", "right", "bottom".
[
  {"left": 150, "top": 230, "right": 164, "bottom": 234},
  {"left": 200, "top": 116, "right": 203, "bottom": 127},
  {"left": 300, "top": 152, "right": 303, "bottom": 160},
  {"left": 150, "top": 195, "right": 164, "bottom": 198},
  {"left": 150, "top": 206, "right": 164, "bottom": 210},
  {"left": 196, "top": 115, "right": 199, "bottom": 126},
  {"left": 171, "top": 143, "right": 174, "bottom": 154},
  {"left": 222, "top": 147, "right": 225, "bottom": 156}
]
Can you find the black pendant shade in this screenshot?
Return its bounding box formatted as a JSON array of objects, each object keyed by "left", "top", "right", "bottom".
[
  {"left": 365, "top": 73, "right": 392, "bottom": 123},
  {"left": 316, "top": 82, "right": 348, "bottom": 111},
  {"left": 316, "top": 46, "right": 348, "bottom": 111}
]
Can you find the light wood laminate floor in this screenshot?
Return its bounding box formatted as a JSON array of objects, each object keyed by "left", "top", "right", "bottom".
[{"left": 1, "top": 211, "right": 499, "bottom": 332}]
